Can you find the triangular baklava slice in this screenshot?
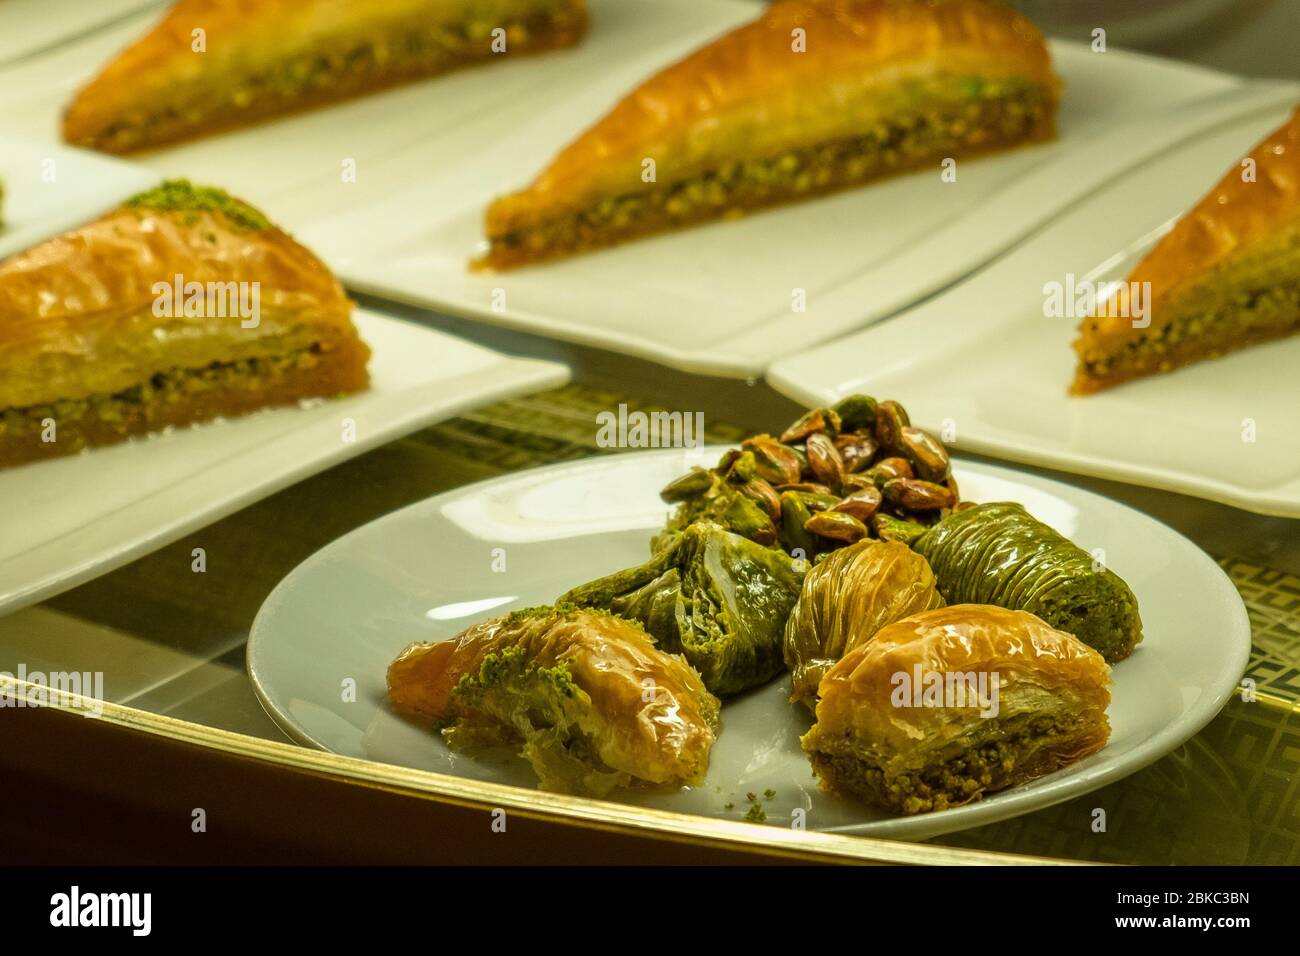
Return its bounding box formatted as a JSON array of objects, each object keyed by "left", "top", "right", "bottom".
[
  {"left": 63, "top": 0, "right": 589, "bottom": 154},
  {"left": 1073, "top": 107, "right": 1300, "bottom": 394},
  {"left": 0, "top": 180, "right": 370, "bottom": 468},
  {"left": 477, "top": 0, "right": 1059, "bottom": 269}
]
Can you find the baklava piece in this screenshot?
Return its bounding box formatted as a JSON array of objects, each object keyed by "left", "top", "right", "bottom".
[
  {"left": 802, "top": 605, "right": 1111, "bottom": 815},
  {"left": 1073, "top": 107, "right": 1300, "bottom": 393},
  {"left": 784, "top": 539, "right": 943, "bottom": 712},
  {"left": 387, "top": 607, "right": 721, "bottom": 795},
  {"left": 560, "top": 521, "right": 804, "bottom": 698},
  {"left": 478, "top": 0, "right": 1059, "bottom": 268},
  {"left": 915, "top": 502, "right": 1143, "bottom": 663},
  {"left": 63, "top": 0, "right": 589, "bottom": 153},
  {"left": 0, "top": 180, "right": 369, "bottom": 468}
]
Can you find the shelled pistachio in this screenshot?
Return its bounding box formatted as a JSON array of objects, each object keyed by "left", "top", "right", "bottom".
[{"left": 656, "top": 394, "right": 965, "bottom": 559}]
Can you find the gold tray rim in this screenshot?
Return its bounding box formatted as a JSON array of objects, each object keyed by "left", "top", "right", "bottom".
[{"left": 12, "top": 677, "right": 1098, "bottom": 866}]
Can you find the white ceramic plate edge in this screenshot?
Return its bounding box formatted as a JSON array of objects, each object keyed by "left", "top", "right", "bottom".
[{"left": 0, "top": 0, "right": 163, "bottom": 67}]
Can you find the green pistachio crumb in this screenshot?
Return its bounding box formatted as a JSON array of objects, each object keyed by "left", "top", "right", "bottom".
[
  {"left": 125, "top": 179, "right": 272, "bottom": 231},
  {"left": 453, "top": 644, "right": 576, "bottom": 699}
]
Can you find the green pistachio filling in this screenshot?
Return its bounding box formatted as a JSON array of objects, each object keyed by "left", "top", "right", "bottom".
[
  {"left": 0, "top": 346, "right": 324, "bottom": 441},
  {"left": 491, "top": 78, "right": 1052, "bottom": 261},
  {"left": 807, "top": 712, "right": 1084, "bottom": 815},
  {"left": 452, "top": 645, "right": 577, "bottom": 701},
  {"left": 92, "top": 7, "right": 579, "bottom": 151},
  {"left": 560, "top": 522, "right": 803, "bottom": 697},
  {"left": 1083, "top": 277, "right": 1300, "bottom": 380},
  {"left": 915, "top": 502, "right": 1142, "bottom": 663},
  {"left": 125, "top": 179, "right": 271, "bottom": 231},
  {"left": 445, "top": 644, "right": 632, "bottom": 795}
]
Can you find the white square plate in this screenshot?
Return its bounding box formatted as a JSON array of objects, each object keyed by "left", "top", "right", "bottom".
[
  {"left": 0, "top": 307, "right": 568, "bottom": 616},
  {"left": 0, "top": 135, "right": 159, "bottom": 260},
  {"left": 768, "top": 103, "right": 1300, "bottom": 517},
  {"left": 0, "top": 0, "right": 1292, "bottom": 376}
]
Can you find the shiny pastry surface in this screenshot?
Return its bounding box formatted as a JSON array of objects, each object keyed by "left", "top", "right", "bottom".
[
  {"left": 802, "top": 604, "right": 1112, "bottom": 814},
  {"left": 388, "top": 396, "right": 1133, "bottom": 812},
  {"left": 387, "top": 606, "right": 721, "bottom": 795},
  {"left": 784, "top": 538, "right": 943, "bottom": 711},
  {"left": 560, "top": 521, "right": 804, "bottom": 698},
  {"left": 1073, "top": 106, "right": 1300, "bottom": 393},
  {"left": 915, "top": 501, "right": 1143, "bottom": 662},
  {"left": 64, "top": 0, "right": 589, "bottom": 153},
  {"left": 480, "top": 0, "right": 1059, "bottom": 268},
  {"left": 0, "top": 180, "right": 369, "bottom": 467}
]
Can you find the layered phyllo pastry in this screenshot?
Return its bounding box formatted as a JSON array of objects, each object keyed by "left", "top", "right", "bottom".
[
  {"left": 1073, "top": 107, "right": 1300, "bottom": 393},
  {"left": 915, "top": 502, "right": 1143, "bottom": 663},
  {"left": 387, "top": 606, "right": 720, "bottom": 795},
  {"left": 561, "top": 521, "right": 804, "bottom": 698},
  {"left": 784, "top": 539, "right": 943, "bottom": 712},
  {"left": 478, "top": 0, "right": 1059, "bottom": 268},
  {"left": 64, "top": 0, "right": 590, "bottom": 153},
  {"left": 0, "top": 180, "right": 369, "bottom": 468},
  {"left": 801, "top": 605, "right": 1111, "bottom": 815}
]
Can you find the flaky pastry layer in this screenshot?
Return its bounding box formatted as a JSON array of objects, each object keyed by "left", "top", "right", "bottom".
[
  {"left": 1073, "top": 107, "right": 1300, "bottom": 393},
  {"left": 802, "top": 605, "right": 1111, "bottom": 814},
  {"left": 0, "top": 337, "right": 369, "bottom": 467},
  {"left": 0, "top": 187, "right": 359, "bottom": 409},
  {"left": 0, "top": 181, "right": 370, "bottom": 467},
  {"left": 480, "top": 0, "right": 1059, "bottom": 267},
  {"left": 64, "top": 0, "right": 589, "bottom": 153}
]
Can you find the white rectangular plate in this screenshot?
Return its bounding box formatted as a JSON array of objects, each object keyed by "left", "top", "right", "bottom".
[
  {"left": 0, "top": 135, "right": 159, "bottom": 260},
  {"left": 0, "top": 307, "right": 568, "bottom": 616},
  {"left": 0, "top": 0, "right": 1293, "bottom": 376},
  {"left": 768, "top": 103, "right": 1300, "bottom": 517}
]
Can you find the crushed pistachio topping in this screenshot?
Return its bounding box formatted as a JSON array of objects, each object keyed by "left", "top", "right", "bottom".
[
  {"left": 500, "top": 603, "right": 573, "bottom": 627},
  {"left": 500, "top": 602, "right": 659, "bottom": 645},
  {"left": 453, "top": 645, "right": 576, "bottom": 700},
  {"left": 125, "top": 179, "right": 272, "bottom": 231}
]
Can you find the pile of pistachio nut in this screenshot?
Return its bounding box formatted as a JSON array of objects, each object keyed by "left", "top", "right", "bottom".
[{"left": 657, "top": 394, "right": 968, "bottom": 560}]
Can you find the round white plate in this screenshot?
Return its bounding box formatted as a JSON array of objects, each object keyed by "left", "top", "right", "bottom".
[{"left": 248, "top": 448, "right": 1251, "bottom": 841}]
